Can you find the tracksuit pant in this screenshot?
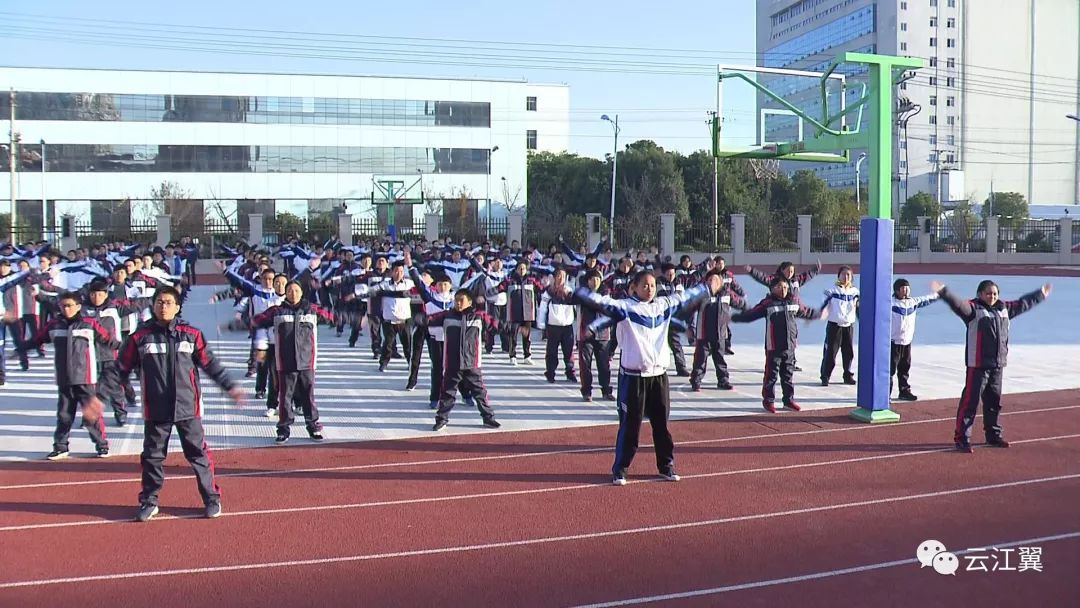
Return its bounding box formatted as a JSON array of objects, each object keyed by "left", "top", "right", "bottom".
[
  {"left": 954, "top": 366, "right": 1005, "bottom": 445},
  {"left": 544, "top": 325, "right": 575, "bottom": 380},
  {"left": 408, "top": 325, "right": 428, "bottom": 388},
  {"left": 667, "top": 326, "right": 688, "bottom": 374},
  {"left": 613, "top": 372, "right": 674, "bottom": 476},
  {"left": 436, "top": 367, "right": 494, "bottom": 424},
  {"left": 96, "top": 361, "right": 127, "bottom": 423},
  {"left": 509, "top": 321, "right": 533, "bottom": 359},
  {"left": 820, "top": 322, "right": 855, "bottom": 382},
  {"left": 763, "top": 350, "right": 796, "bottom": 405},
  {"left": 380, "top": 321, "right": 412, "bottom": 367},
  {"left": 337, "top": 301, "right": 363, "bottom": 346},
  {"left": 578, "top": 337, "right": 612, "bottom": 398},
  {"left": 140, "top": 418, "right": 219, "bottom": 507},
  {"left": 485, "top": 303, "right": 509, "bottom": 353},
  {"left": 54, "top": 384, "right": 109, "bottom": 452},
  {"left": 0, "top": 323, "right": 6, "bottom": 383},
  {"left": 691, "top": 339, "right": 729, "bottom": 388},
  {"left": 256, "top": 345, "right": 278, "bottom": 409},
  {"left": 368, "top": 313, "right": 383, "bottom": 357},
  {"left": 426, "top": 336, "right": 445, "bottom": 403},
  {"left": 276, "top": 369, "right": 322, "bottom": 435},
  {"left": 890, "top": 343, "right": 912, "bottom": 394}
]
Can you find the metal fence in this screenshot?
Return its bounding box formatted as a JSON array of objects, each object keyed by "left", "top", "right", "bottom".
[
  {"left": 192, "top": 218, "right": 242, "bottom": 258},
  {"left": 810, "top": 222, "right": 861, "bottom": 253},
  {"left": 675, "top": 219, "right": 731, "bottom": 252},
  {"left": 745, "top": 216, "right": 798, "bottom": 253},
  {"left": 522, "top": 216, "right": 579, "bottom": 250},
  {"left": 998, "top": 219, "right": 1059, "bottom": 253},
  {"left": 930, "top": 218, "right": 987, "bottom": 253},
  {"left": 1074, "top": 220, "right": 1080, "bottom": 253},
  {"left": 74, "top": 220, "right": 158, "bottom": 246},
  {"left": 894, "top": 223, "right": 920, "bottom": 252},
  {"left": 612, "top": 221, "right": 660, "bottom": 252}
]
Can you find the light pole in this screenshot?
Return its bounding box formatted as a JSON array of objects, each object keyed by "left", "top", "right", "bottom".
[
  {"left": 601, "top": 114, "right": 619, "bottom": 244},
  {"left": 1070, "top": 115, "right": 1080, "bottom": 204},
  {"left": 40, "top": 139, "right": 46, "bottom": 242},
  {"left": 855, "top": 152, "right": 867, "bottom": 208},
  {"left": 1067, "top": 114, "right": 1079, "bottom": 122},
  {"left": 486, "top": 145, "right": 499, "bottom": 239}
]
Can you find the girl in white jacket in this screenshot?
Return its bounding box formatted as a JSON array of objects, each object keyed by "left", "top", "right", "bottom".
[
  {"left": 819, "top": 266, "right": 859, "bottom": 386},
  {"left": 889, "top": 278, "right": 939, "bottom": 401}
]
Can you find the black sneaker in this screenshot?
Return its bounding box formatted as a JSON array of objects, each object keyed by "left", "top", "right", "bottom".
[
  {"left": 433, "top": 420, "right": 448, "bottom": 432},
  {"left": 482, "top": 418, "right": 501, "bottom": 429},
  {"left": 659, "top": 469, "right": 681, "bottom": 482},
  {"left": 955, "top": 442, "right": 974, "bottom": 453},
  {"left": 582, "top": 394, "right": 593, "bottom": 402},
  {"left": 371, "top": 353, "right": 379, "bottom": 360},
  {"left": 309, "top": 430, "right": 324, "bottom": 442},
  {"left": 566, "top": 373, "right": 578, "bottom": 383},
  {"left": 843, "top": 376, "right": 857, "bottom": 385},
  {"left": 820, "top": 379, "right": 830, "bottom": 387},
  {"left": 46, "top": 449, "right": 69, "bottom": 460},
  {"left": 602, "top": 392, "right": 616, "bottom": 401},
  {"left": 897, "top": 391, "right": 918, "bottom": 401},
  {"left": 205, "top": 502, "right": 222, "bottom": 519},
  {"left": 717, "top": 382, "right": 734, "bottom": 390},
  {"left": 690, "top": 384, "right": 702, "bottom": 392},
  {"left": 255, "top": 391, "right": 266, "bottom": 400},
  {"left": 275, "top": 430, "right": 289, "bottom": 444},
  {"left": 612, "top": 470, "right": 628, "bottom": 486},
  {"left": 794, "top": 365, "right": 803, "bottom": 372},
  {"left": 378, "top": 364, "right": 388, "bottom": 372},
  {"left": 986, "top": 437, "right": 1010, "bottom": 448},
  {"left": 724, "top": 349, "right": 735, "bottom": 355},
  {"left": 405, "top": 381, "right": 417, "bottom": 391},
  {"left": 135, "top": 503, "right": 159, "bottom": 522},
  {"left": 676, "top": 370, "right": 690, "bottom": 377},
  {"left": 114, "top": 413, "right": 127, "bottom": 427},
  {"left": 96, "top": 447, "right": 110, "bottom": 458},
  {"left": 545, "top": 375, "right": 556, "bottom": 384}
]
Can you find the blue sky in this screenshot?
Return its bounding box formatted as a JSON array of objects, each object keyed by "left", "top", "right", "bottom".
[{"left": 0, "top": 0, "right": 759, "bottom": 159}]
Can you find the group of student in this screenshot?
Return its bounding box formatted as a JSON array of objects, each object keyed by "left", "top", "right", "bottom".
[{"left": 0, "top": 231, "right": 1051, "bottom": 519}]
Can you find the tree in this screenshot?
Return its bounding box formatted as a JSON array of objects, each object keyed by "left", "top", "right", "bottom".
[
  {"left": 141, "top": 180, "right": 194, "bottom": 225},
  {"left": 982, "top": 191, "right": 1028, "bottom": 230},
  {"left": 900, "top": 192, "right": 941, "bottom": 224}
]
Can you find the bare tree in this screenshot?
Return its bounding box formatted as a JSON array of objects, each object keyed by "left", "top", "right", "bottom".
[
  {"left": 138, "top": 180, "right": 193, "bottom": 223},
  {"left": 501, "top": 180, "right": 524, "bottom": 214}
]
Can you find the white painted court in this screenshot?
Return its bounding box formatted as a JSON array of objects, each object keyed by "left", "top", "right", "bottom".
[{"left": 1, "top": 274, "right": 1076, "bottom": 461}]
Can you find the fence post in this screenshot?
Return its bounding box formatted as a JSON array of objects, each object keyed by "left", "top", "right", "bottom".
[
  {"left": 984, "top": 217, "right": 999, "bottom": 263},
  {"left": 509, "top": 211, "right": 524, "bottom": 245},
  {"left": 731, "top": 214, "right": 746, "bottom": 265},
  {"left": 338, "top": 213, "right": 352, "bottom": 245},
  {"left": 156, "top": 215, "right": 171, "bottom": 248},
  {"left": 659, "top": 213, "right": 676, "bottom": 257},
  {"left": 248, "top": 213, "right": 263, "bottom": 247},
  {"left": 1059, "top": 217, "right": 1073, "bottom": 264},
  {"left": 60, "top": 214, "right": 78, "bottom": 252},
  {"left": 797, "top": 215, "right": 812, "bottom": 264},
  {"left": 425, "top": 213, "right": 440, "bottom": 242},
  {"left": 585, "top": 213, "right": 602, "bottom": 252},
  {"left": 917, "top": 216, "right": 931, "bottom": 263}
]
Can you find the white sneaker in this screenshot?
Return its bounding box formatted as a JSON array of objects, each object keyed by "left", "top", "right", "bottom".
[
  {"left": 265, "top": 408, "right": 277, "bottom": 419},
  {"left": 659, "top": 471, "right": 681, "bottom": 482},
  {"left": 509, "top": 357, "right": 518, "bottom": 366},
  {"left": 522, "top": 357, "right": 535, "bottom": 366},
  {"left": 612, "top": 475, "right": 627, "bottom": 486}
]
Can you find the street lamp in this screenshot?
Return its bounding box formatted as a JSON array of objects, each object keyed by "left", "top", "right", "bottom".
[
  {"left": 40, "top": 139, "right": 46, "bottom": 242},
  {"left": 1067, "top": 114, "right": 1080, "bottom": 122},
  {"left": 601, "top": 114, "right": 620, "bottom": 244},
  {"left": 855, "top": 152, "right": 867, "bottom": 207},
  {"left": 486, "top": 145, "right": 499, "bottom": 239}
]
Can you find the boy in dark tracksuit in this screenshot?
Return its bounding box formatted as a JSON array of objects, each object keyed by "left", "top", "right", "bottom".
[
  {"left": 745, "top": 260, "right": 821, "bottom": 371},
  {"left": 684, "top": 269, "right": 747, "bottom": 391},
  {"left": 15, "top": 291, "right": 117, "bottom": 459},
  {"left": 934, "top": 279, "right": 1050, "bottom": 452},
  {"left": 409, "top": 264, "right": 455, "bottom": 408},
  {"left": 251, "top": 281, "right": 338, "bottom": 444},
  {"left": 732, "top": 277, "right": 826, "bottom": 413},
  {"left": 576, "top": 271, "right": 614, "bottom": 402},
  {"left": 575, "top": 271, "right": 721, "bottom": 485},
  {"left": 657, "top": 264, "right": 690, "bottom": 377},
  {"left": 493, "top": 262, "right": 544, "bottom": 365},
  {"left": 537, "top": 268, "right": 578, "bottom": 384},
  {"left": 428, "top": 290, "right": 507, "bottom": 431}
]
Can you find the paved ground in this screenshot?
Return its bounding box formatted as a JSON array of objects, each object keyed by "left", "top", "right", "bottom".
[{"left": 0, "top": 273, "right": 1076, "bottom": 461}]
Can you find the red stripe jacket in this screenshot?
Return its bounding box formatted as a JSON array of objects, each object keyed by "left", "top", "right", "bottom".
[
  {"left": 115, "top": 319, "right": 236, "bottom": 422},
  {"left": 731, "top": 295, "right": 820, "bottom": 353},
  {"left": 428, "top": 308, "right": 507, "bottom": 371},
  {"left": 939, "top": 286, "right": 1045, "bottom": 368},
  {"left": 251, "top": 300, "right": 336, "bottom": 372},
  {"left": 22, "top": 315, "right": 116, "bottom": 387}
]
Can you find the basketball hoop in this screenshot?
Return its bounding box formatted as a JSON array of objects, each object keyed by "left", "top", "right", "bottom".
[{"left": 748, "top": 158, "right": 781, "bottom": 181}]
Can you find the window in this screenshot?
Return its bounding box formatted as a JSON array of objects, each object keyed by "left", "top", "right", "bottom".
[
  {"left": 947, "top": 38, "right": 955, "bottom": 48},
  {"left": 946, "top": 76, "right": 956, "bottom": 87},
  {"left": 930, "top": 17, "right": 937, "bottom": 27},
  {"left": 900, "top": 140, "right": 907, "bottom": 149},
  {"left": 947, "top": 57, "right": 956, "bottom": 68},
  {"left": 900, "top": 22, "right": 907, "bottom": 31},
  {"left": 900, "top": 82, "right": 907, "bottom": 90},
  {"left": 526, "top": 130, "right": 537, "bottom": 150},
  {"left": 947, "top": 135, "right": 956, "bottom": 145},
  {"left": 948, "top": 0, "right": 956, "bottom": 6},
  {"left": 929, "top": 57, "right": 937, "bottom": 67},
  {"left": 946, "top": 153, "right": 955, "bottom": 163},
  {"left": 929, "top": 95, "right": 937, "bottom": 106},
  {"left": 929, "top": 76, "right": 937, "bottom": 85},
  {"left": 900, "top": 160, "right": 908, "bottom": 168},
  {"left": 929, "top": 115, "right": 937, "bottom": 124},
  {"left": 929, "top": 134, "right": 937, "bottom": 144},
  {"left": 947, "top": 115, "right": 956, "bottom": 125},
  {"left": 901, "top": 1, "right": 907, "bottom": 8},
  {"left": 929, "top": 152, "right": 938, "bottom": 162},
  {"left": 930, "top": 37, "right": 937, "bottom": 47},
  {"left": 900, "top": 42, "right": 908, "bottom": 51},
  {"left": 526, "top": 96, "right": 537, "bottom": 111},
  {"left": 930, "top": 0, "right": 937, "bottom": 6},
  {"left": 947, "top": 17, "right": 956, "bottom": 28},
  {"left": 946, "top": 96, "right": 955, "bottom": 106}
]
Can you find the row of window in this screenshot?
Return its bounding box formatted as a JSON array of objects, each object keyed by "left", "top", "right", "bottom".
[
  {"left": 764, "top": 5, "right": 877, "bottom": 68},
  {"left": 7, "top": 144, "right": 493, "bottom": 174},
  {"left": 928, "top": 95, "right": 957, "bottom": 106},
  {"left": 769, "top": 0, "right": 863, "bottom": 42},
  {"left": 0, "top": 92, "right": 493, "bottom": 127},
  {"left": 901, "top": 0, "right": 957, "bottom": 8}
]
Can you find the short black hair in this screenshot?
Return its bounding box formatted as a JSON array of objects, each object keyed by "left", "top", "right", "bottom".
[
  {"left": 769, "top": 276, "right": 791, "bottom": 289},
  {"left": 155, "top": 285, "right": 182, "bottom": 304},
  {"left": 660, "top": 262, "right": 676, "bottom": 273},
  {"left": 583, "top": 270, "right": 603, "bottom": 283},
  {"left": 454, "top": 288, "right": 474, "bottom": 302},
  {"left": 977, "top": 280, "right": 999, "bottom": 294},
  {"left": 58, "top": 291, "right": 82, "bottom": 304},
  {"left": 631, "top": 270, "right": 655, "bottom": 286}
]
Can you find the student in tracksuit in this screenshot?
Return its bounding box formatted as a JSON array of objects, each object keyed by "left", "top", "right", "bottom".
[
  {"left": 745, "top": 260, "right": 821, "bottom": 371},
  {"left": 576, "top": 270, "right": 614, "bottom": 402},
  {"left": 657, "top": 264, "right": 690, "bottom": 376},
  {"left": 101, "top": 286, "right": 242, "bottom": 521},
  {"left": 13, "top": 291, "right": 116, "bottom": 459},
  {"left": 575, "top": 270, "right": 721, "bottom": 486},
  {"left": 0, "top": 261, "right": 31, "bottom": 385},
  {"left": 251, "top": 281, "right": 337, "bottom": 444},
  {"left": 493, "top": 261, "right": 544, "bottom": 365},
  {"left": 932, "top": 279, "right": 1050, "bottom": 452},
  {"left": 369, "top": 261, "right": 415, "bottom": 372},
  {"left": 819, "top": 265, "right": 860, "bottom": 386},
  {"left": 428, "top": 289, "right": 508, "bottom": 431},
  {"left": 732, "top": 277, "right": 827, "bottom": 413},
  {"left": 890, "top": 278, "right": 940, "bottom": 401},
  {"left": 685, "top": 269, "right": 747, "bottom": 391},
  {"left": 408, "top": 264, "right": 455, "bottom": 409},
  {"left": 537, "top": 268, "right": 578, "bottom": 384}
]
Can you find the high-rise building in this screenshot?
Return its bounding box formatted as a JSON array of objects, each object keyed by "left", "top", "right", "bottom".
[{"left": 756, "top": 0, "right": 1080, "bottom": 210}]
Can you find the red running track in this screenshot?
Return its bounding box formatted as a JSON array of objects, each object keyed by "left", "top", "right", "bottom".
[{"left": 0, "top": 389, "right": 1077, "bottom": 607}]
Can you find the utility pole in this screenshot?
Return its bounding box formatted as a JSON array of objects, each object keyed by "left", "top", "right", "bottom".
[
  {"left": 8, "top": 89, "right": 17, "bottom": 239},
  {"left": 708, "top": 111, "right": 719, "bottom": 248}
]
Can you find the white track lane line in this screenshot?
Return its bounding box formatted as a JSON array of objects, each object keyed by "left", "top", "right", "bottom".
[
  {"left": 569, "top": 531, "right": 1080, "bottom": 608},
  {"left": 2, "top": 404, "right": 1077, "bottom": 492},
  {"left": 0, "top": 473, "right": 1077, "bottom": 590},
  {"left": 1, "top": 433, "right": 1078, "bottom": 533}
]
